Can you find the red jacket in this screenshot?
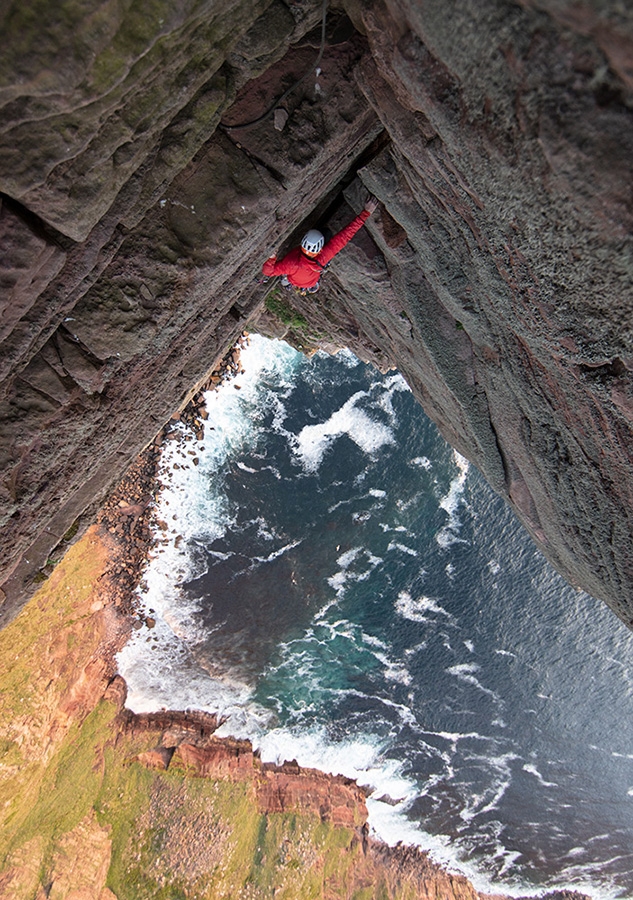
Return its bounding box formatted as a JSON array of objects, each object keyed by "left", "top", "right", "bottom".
[{"left": 262, "top": 209, "right": 371, "bottom": 288}]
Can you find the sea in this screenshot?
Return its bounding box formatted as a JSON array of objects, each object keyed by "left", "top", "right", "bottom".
[{"left": 117, "top": 334, "right": 633, "bottom": 899}]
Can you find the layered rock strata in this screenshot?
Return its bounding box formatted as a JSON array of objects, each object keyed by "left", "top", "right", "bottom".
[
  {"left": 124, "top": 695, "right": 370, "bottom": 830},
  {"left": 1, "top": 0, "right": 633, "bottom": 629}
]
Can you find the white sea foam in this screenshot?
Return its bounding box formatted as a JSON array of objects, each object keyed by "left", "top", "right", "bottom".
[
  {"left": 410, "top": 456, "right": 432, "bottom": 469},
  {"left": 436, "top": 450, "right": 470, "bottom": 548},
  {"left": 395, "top": 591, "right": 453, "bottom": 624},
  {"left": 379, "top": 523, "right": 412, "bottom": 535},
  {"left": 447, "top": 662, "right": 480, "bottom": 676},
  {"left": 523, "top": 763, "right": 558, "bottom": 788},
  {"left": 446, "top": 663, "right": 502, "bottom": 703},
  {"left": 337, "top": 546, "right": 362, "bottom": 568},
  {"left": 493, "top": 847, "right": 524, "bottom": 879},
  {"left": 117, "top": 616, "right": 254, "bottom": 716},
  {"left": 459, "top": 752, "right": 519, "bottom": 823},
  {"left": 375, "top": 372, "right": 410, "bottom": 423},
  {"left": 252, "top": 539, "right": 302, "bottom": 564},
  {"left": 294, "top": 390, "right": 396, "bottom": 473},
  {"left": 420, "top": 728, "right": 493, "bottom": 747},
  {"left": 252, "top": 517, "right": 277, "bottom": 541},
  {"left": 404, "top": 640, "right": 427, "bottom": 657},
  {"left": 328, "top": 498, "right": 353, "bottom": 513},
  {"left": 334, "top": 348, "right": 362, "bottom": 368},
  {"left": 208, "top": 549, "right": 233, "bottom": 561},
  {"left": 387, "top": 540, "right": 418, "bottom": 557},
  {"left": 361, "top": 632, "right": 389, "bottom": 650},
  {"left": 373, "top": 650, "right": 412, "bottom": 686},
  {"left": 327, "top": 546, "right": 382, "bottom": 599}
]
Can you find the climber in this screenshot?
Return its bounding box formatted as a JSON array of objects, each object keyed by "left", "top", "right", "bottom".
[{"left": 262, "top": 197, "right": 378, "bottom": 293}]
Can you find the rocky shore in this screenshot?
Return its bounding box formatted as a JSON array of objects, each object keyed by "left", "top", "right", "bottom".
[
  {"left": 0, "top": 335, "right": 591, "bottom": 900},
  {"left": 44, "top": 336, "right": 586, "bottom": 900},
  {"left": 1, "top": 1, "right": 630, "bottom": 894},
  {"left": 95, "top": 335, "right": 249, "bottom": 618}
]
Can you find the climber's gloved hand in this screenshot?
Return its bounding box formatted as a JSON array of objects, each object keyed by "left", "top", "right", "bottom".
[{"left": 364, "top": 197, "right": 378, "bottom": 214}]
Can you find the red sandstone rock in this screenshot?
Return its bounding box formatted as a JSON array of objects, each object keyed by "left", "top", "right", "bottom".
[
  {"left": 137, "top": 746, "right": 174, "bottom": 770},
  {"left": 103, "top": 676, "right": 127, "bottom": 710},
  {"left": 172, "top": 738, "right": 254, "bottom": 779},
  {"left": 256, "top": 767, "right": 368, "bottom": 827}
]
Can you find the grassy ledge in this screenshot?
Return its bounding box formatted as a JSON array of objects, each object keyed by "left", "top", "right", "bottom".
[{"left": 0, "top": 524, "right": 496, "bottom": 900}]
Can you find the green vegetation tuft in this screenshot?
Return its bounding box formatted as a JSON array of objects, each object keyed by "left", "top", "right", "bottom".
[
  {"left": 265, "top": 289, "right": 309, "bottom": 330},
  {"left": 264, "top": 287, "right": 326, "bottom": 355},
  {"left": 8, "top": 702, "right": 118, "bottom": 856},
  {"left": 62, "top": 520, "right": 80, "bottom": 542},
  {"left": 0, "top": 544, "right": 101, "bottom": 723},
  {"left": 0, "top": 739, "right": 22, "bottom": 767}
]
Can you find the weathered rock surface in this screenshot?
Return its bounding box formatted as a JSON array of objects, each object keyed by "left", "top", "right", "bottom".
[
  {"left": 163, "top": 733, "right": 370, "bottom": 827},
  {"left": 1, "top": 0, "right": 632, "bottom": 629}
]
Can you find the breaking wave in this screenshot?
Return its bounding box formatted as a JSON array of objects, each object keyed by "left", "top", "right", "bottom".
[{"left": 118, "top": 335, "right": 633, "bottom": 900}]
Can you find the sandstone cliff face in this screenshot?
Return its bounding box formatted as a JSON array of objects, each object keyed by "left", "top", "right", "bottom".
[{"left": 1, "top": 1, "right": 632, "bottom": 628}]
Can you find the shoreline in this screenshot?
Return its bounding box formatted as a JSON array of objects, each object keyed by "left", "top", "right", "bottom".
[
  {"left": 96, "top": 335, "right": 592, "bottom": 900},
  {"left": 94, "top": 334, "right": 251, "bottom": 639}
]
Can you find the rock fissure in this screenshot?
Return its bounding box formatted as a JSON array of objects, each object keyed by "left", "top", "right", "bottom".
[
  {"left": 1, "top": 0, "right": 633, "bottom": 634},
  {"left": 228, "top": 135, "right": 290, "bottom": 188}
]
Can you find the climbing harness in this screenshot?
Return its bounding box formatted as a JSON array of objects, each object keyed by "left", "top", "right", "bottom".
[{"left": 219, "top": 0, "right": 328, "bottom": 133}]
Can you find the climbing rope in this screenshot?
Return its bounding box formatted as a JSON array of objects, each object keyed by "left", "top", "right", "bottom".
[{"left": 219, "top": 0, "right": 328, "bottom": 132}]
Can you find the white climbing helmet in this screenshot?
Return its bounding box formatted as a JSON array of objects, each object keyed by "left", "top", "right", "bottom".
[{"left": 301, "top": 229, "right": 324, "bottom": 255}]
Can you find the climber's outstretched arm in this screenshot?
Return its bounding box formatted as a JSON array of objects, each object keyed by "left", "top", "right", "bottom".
[{"left": 319, "top": 198, "right": 378, "bottom": 266}]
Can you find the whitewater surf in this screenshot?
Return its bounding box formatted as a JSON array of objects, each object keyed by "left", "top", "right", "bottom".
[{"left": 118, "top": 335, "right": 633, "bottom": 900}]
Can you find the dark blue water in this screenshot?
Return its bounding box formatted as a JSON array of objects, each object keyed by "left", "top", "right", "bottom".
[{"left": 119, "top": 336, "right": 633, "bottom": 899}]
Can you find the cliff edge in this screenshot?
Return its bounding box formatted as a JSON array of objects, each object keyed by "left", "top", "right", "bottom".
[
  {"left": 0, "top": 528, "right": 590, "bottom": 899},
  {"left": 1, "top": 0, "right": 632, "bottom": 627}
]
